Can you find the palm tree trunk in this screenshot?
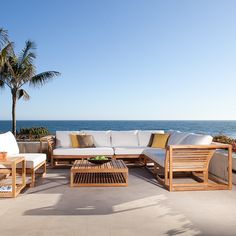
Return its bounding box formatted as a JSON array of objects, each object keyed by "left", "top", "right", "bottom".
[{"left": 11, "top": 90, "right": 17, "bottom": 136}]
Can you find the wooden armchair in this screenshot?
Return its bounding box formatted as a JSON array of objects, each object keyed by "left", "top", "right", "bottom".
[
  {"left": 145, "top": 143, "right": 232, "bottom": 191},
  {"left": 40, "top": 135, "right": 56, "bottom": 166}
]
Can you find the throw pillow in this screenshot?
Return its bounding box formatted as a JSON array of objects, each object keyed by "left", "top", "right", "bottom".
[
  {"left": 70, "top": 134, "right": 80, "bottom": 148},
  {"left": 150, "top": 133, "right": 170, "bottom": 148},
  {"left": 77, "top": 134, "right": 95, "bottom": 148}
]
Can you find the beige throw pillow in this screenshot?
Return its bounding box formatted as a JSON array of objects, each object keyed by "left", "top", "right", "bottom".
[{"left": 77, "top": 135, "right": 95, "bottom": 148}]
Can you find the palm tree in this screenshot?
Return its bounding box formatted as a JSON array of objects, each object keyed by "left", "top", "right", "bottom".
[{"left": 0, "top": 39, "right": 60, "bottom": 136}]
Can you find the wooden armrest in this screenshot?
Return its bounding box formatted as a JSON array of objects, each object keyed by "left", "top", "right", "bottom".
[
  {"left": 40, "top": 135, "right": 56, "bottom": 154},
  {"left": 167, "top": 143, "right": 231, "bottom": 150},
  {"left": 40, "top": 135, "right": 55, "bottom": 142}
]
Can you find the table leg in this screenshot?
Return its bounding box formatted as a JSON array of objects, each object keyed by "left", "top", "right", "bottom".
[
  {"left": 22, "top": 160, "right": 26, "bottom": 187},
  {"left": 70, "top": 171, "right": 74, "bottom": 187},
  {"left": 12, "top": 163, "right": 16, "bottom": 198}
]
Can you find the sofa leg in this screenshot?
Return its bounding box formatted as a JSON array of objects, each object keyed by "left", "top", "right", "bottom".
[
  {"left": 169, "top": 170, "right": 173, "bottom": 192},
  {"left": 42, "top": 162, "right": 46, "bottom": 177},
  {"left": 30, "top": 169, "right": 35, "bottom": 188},
  {"left": 153, "top": 163, "right": 158, "bottom": 175},
  {"left": 51, "top": 156, "right": 54, "bottom": 167},
  {"left": 203, "top": 171, "right": 208, "bottom": 186}
]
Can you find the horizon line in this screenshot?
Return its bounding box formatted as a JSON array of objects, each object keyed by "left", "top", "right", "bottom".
[{"left": 1, "top": 119, "right": 236, "bottom": 122}]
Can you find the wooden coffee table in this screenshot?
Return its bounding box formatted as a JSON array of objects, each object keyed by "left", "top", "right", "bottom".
[{"left": 70, "top": 159, "right": 128, "bottom": 187}]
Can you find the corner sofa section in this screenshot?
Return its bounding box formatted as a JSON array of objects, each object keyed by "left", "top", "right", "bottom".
[{"left": 43, "top": 130, "right": 232, "bottom": 191}]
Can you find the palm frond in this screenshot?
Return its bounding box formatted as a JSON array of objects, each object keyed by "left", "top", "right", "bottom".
[
  {"left": 0, "top": 28, "right": 9, "bottom": 48},
  {"left": 29, "top": 71, "right": 60, "bottom": 87},
  {"left": 18, "top": 40, "right": 36, "bottom": 67},
  {"left": 0, "top": 42, "right": 14, "bottom": 66},
  {"left": 17, "top": 89, "right": 30, "bottom": 100},
  {"left": 0, "top": 42, "right": 14, "bottom": 56},
  {"left": 0, "top": 79, "right": 5, "bottom": 89}
]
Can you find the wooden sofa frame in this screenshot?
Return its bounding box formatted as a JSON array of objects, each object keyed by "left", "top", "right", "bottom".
[
  {"left": 144, "top": 143, "right": 232, "bottom": 191},
  {"left": 41, "top": 136, "right": 232, "bottom": 191},
  {"left": 41, "top": 136, "right": 144, "bottom": 167}
]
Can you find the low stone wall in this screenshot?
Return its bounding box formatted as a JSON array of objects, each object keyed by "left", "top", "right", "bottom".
[
  {"left": 209, "top": 150, "right": 236, "bottom": 185},
  {"left": 17, "top": 141, "right": 49, "bottom": 160}
]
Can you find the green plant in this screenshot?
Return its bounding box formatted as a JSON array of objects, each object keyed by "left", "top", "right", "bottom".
[
  {"left": 213, "top": 135, "right": 236, "bottom": 153},
  {"left": 213, "top": 135, "right": 235, "bottom": 145},
  {"left": 18, "top": 127, "right": 49, "bottom": 139}
]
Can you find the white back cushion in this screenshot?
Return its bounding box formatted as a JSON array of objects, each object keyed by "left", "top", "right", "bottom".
[
  {"left": 111, "top": 131, "right": 139, "bottom": 147},
  {"left": 180, "top": 134, "right": 213, "bottom": 145},
  {"left": 138, "top": 130, "right": 164, "bottom": 146},
  {"left": 81, "top": 131, "right": 111, "bottom": 147},
  {"left": 167, "top": 132, "right": 190, "bottom": 145},
  {"left": 56, "top": 131, "right": 81, "bottom": 147},
  {"left": 0, "top": 131, "right": 19, "bottom": 155}
]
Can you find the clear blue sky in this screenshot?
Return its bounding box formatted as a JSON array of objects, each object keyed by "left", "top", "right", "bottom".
[{"left": 1, "top": 0, "right": 236, "bottom": 120}]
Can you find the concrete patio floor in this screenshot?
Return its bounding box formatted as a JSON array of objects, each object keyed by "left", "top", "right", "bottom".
[{"left": 0, "top": 167, "right": 235, "bottom": 236}]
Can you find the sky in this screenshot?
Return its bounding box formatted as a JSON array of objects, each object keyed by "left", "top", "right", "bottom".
[{"left": 0, "top": 0, "right": 236, "bottom": 120}]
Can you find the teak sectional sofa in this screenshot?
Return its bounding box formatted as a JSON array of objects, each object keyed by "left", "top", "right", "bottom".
[{"left": 43, "top": 130, "right": 232, "bottom": 191}]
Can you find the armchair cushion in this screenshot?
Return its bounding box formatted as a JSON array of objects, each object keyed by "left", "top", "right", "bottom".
[
  {"left": 0, "top": 131, "right": 19, "bottom": 155},
  {"left": 17, "top": 153, "right": 46, "bottom": 168},
  {"left": 0, "top": 153, "right": 46, "bottom": 169}
]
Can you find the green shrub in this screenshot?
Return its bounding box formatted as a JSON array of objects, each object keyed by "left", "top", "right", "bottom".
[
  {"left": 18, "top": 127, "right": 49, "bottom": 139},
  {"left": 213, "top": 135, "right": 235, "bottom": 145},
  {"left": 213, "top": 135, "right": 236, "bottom": 152}
]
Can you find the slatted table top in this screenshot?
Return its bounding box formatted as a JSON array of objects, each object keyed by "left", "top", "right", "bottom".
[{"left": 72, "top": 159, "right": 128, "bottom": 173}]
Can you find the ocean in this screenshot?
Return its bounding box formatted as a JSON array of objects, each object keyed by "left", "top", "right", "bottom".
[{"left": 0, "top": 120, "right": 236, "bottom": 138}]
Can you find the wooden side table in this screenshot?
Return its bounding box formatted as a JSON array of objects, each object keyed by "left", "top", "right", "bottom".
[{"left": 0, "top": 156, "right": 26, "bottom": 198}]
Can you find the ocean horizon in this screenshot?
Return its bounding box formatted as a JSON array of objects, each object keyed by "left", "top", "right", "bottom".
[{"left": 1, "top": 120, "right": 236, "bottom": 138}]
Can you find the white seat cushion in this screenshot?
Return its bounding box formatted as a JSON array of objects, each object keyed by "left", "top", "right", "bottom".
[
  {"left": 81, "top": 130, "right": 111, "bottom": 147},
  {"left": 53, "top": 147, "right": 114, "bottom": 156},
  {"left": 111, "top": 131, "right": 139, "bottom": 147},
  {"left": 56, "top": 131, "right": 81, "bottom": 147},
  {"left": 0, "top": 153, "right": 46, "bottom": 169},
  {"left": 143, "top": 148, "right": 166, "bottom": 167},
  {"left": 138, "top": 130, "right": 164, "bottom": 146},
  {"left": 114, "top": 147, "right": 147, "bottom": 155},
  {"left": 0, "top": 131, "right": 19, "bottom": 155},
  {"left": 180, "top": 133, "right": 213, "bottom": 145},
  {"left": 167, "top": 131, "right": 190, "bottom": 145}
]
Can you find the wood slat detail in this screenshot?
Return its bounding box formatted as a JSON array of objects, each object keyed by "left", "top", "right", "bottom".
[{"left": 71, "top": 160, "right": 128, "bottom": 187}]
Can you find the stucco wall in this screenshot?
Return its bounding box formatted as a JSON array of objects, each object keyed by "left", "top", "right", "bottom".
[
  {"left": 209, "top": 150, "right": 236, "bottom": 185},
  {"left": 17, "top": 141, "right": 49, "bottom": 160}
]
